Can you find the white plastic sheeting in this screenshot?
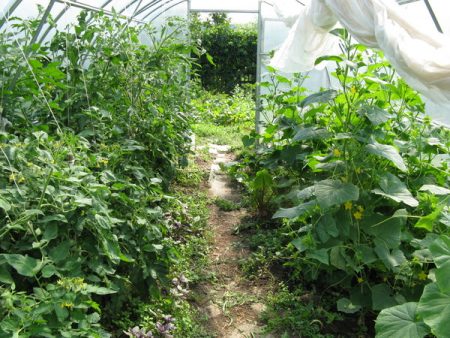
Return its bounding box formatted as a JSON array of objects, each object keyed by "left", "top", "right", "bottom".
[{"left": 271, "top": 0, "right": 450, "bottom": 109}]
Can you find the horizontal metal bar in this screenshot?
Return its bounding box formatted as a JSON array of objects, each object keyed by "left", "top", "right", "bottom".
[
  {"left": 189, "top": 9, "right": 259, "bottom": 14},
  {"left": 397, "top": 0, "right": 421, "bottom": 4},
  {"left": 53, "top": 0, "right": 145, "bottom": 24}
]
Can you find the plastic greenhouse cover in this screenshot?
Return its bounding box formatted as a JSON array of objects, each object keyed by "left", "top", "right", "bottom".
[
  {"left": 262, "top": 0, "right": 450, "bottom": 125},
  {"left": 190, "top": 0, "right": 258, "bottom": 11},
  {"left": 0, "top": 0, "right": 188, "bottom": 44},
  {"left": 0, "top": 0, "right": 188, "bottom": 27}
]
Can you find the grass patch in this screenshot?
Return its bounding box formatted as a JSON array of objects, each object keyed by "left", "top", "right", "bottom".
[
  {"left": 261, "top": 284, "right": 341, "bottom": 338},
  {"left": 214, "top": 197, "right": 241, "bottom": 211},
  {"left": 192, "top": 122, "right": 252, "bottom": 150}
]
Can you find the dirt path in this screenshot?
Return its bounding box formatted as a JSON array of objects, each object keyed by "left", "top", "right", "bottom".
[{"left": 194, "top": 144, "right": 272, "bottom": 338}]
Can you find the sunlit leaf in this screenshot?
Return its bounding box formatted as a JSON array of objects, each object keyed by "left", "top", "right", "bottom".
[
  {"left": 417, "top": 283, "right": 450, "bottom": 338},
  {"left": 299, "top": 90, "right": 337, "bottom": 108},
  {"left": 337, "top": 298, "right": 361, "bottom": 314},
  {"left": 273, "top": 200, "right": 317, "bottom": 219},
  {"left": 314, "top": 179, "right": 359, "bottom": 209},
  {"left": 419, "top": 185, "right": 450, "bottom": 196},
  {"left": 430, "top": 236, "right": 450, "bottom": 293},
  {"left": 376, "top": 302, "right": 429, "bottom": 338},
  {"left": 366, "top": 141, "right": 407, "bottom": 172},
  {"left": 372, "top": 173, "right": 418, "bottom": 207},
  {"left": 2, "top": 254, "right": 43, "bottom": 277}
]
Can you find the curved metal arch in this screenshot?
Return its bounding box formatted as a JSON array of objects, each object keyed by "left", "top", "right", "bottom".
[
  {"left": 132, "top": 0, "right": 160, "bottom": 17},
  {"left": 138, "top": 0, "right": 187, "bottom": 22},
  {"left": 37, "top": 0, "right": 150, "bottom": 44},
  {"left": 0, "top": 0, "right": 22, "bottom": 29}
]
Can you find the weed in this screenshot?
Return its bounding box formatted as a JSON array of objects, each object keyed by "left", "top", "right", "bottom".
[
  {"left": 214, "top": 197, "right": 241, "bottom": 211},
  {"left": 261, "top": 284, "right": 339, "bottom": 338}
]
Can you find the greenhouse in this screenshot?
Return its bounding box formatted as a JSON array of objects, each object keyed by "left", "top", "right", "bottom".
[{"left": 0, "top": 0, "right": 449, "bottom": 337}]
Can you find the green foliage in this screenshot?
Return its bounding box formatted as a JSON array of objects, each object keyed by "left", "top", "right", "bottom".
[
  {"left": 192, "top": 122, "right": 252, "bottom": 150},
  {"left": 190, "top": 13, "right": 257, "bottom": 93},
  {"left": 191, "top": 85, "right": 255, "bottom": 125},
  {"left": 375, "top": 302, "right": 429, "bottom": 338},
  {"left": 130, "top": 189, "right": 213, "bottom": 338},
  {"left": 214, "top": 197, "right": 241, "bottom": 211},
  {"left": 250, "top": 169, "right": 275, "bottom": 217},
  {"left": 0, "top": 11, "right": 199, "bottom": 337},
  {"left": 231, "top": 31, "right": 449, "bottom": 335},
  {"left": 261, "top": 284, "right": 339, "bottom": 338}
]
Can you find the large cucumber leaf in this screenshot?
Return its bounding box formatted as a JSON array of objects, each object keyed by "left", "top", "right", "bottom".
[{"left": 375, "top": 302, "right": 429, "bottom": 338}]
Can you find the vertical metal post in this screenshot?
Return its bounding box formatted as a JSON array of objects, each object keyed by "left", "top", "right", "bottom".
[
  {"left": 423, "top": 0, "right": 443, "bottom": 33},
  {"left": 255, "top": 0, "right": 263, "bottom": 134}
]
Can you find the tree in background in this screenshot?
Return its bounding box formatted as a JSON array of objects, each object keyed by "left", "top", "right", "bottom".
[{"left": 190, "top": 13, "right": 257, "bottom": 93}]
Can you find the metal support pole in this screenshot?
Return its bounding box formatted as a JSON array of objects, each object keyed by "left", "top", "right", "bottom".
[
  {"left": 189, "top": 9, "right": 259, "bottom": 14},
  {"left": 0, "top": 0, "right": 22, "bottom": 29},
  {"left": 8, "top": 0, "right": 57, "bottom": 92},
  {"left": 30, "top": 0, "right": 57, "bottom": 45},
  {"left": 134, "top": 0, "right": 160, "bottom": 17},
  {"left": 255, "top": 0, "right": 263, "bottom": 134},
  {"left": 423, "top": 0, "right": 443, "bottom": 33}
]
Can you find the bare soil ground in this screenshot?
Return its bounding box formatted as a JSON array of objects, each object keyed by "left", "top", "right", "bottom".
[{"left": 193, "top": 144, "right": 273, "bottom": 338}]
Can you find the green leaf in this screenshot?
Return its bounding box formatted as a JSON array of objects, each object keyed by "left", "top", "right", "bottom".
[
  {"left": 85, "top": 285, "right": 117, "bottom": 295},
  {"left": 356, "top": 245, "right": 377, "bottom": 264},
  {"left": 206, "top": 53, "right": 215, "bottom": 65},
  {"left": 366, "top": 141, "right": 407, "bottom": 172},
  {"left": 293, "top": 127, "right": 330, "bottom": 142},
  {"left": 273, "top": 200, "right": 317, "bottom": 219},
  {"left": 415, "top": 207, "right": 443, "bottom": 232},
  {"left": 95, "top": 214, "right": 112, "bottom": 229},
  {"left": 417, "top": 283, "right": 450, "bottom": 337},
  {"left": 299, "top": 89, "right": 337, "bottom": 108},
  {"left": 306, "top": 248, "right": 329, "bottom": 265},
  {"left": 0, "top": 265, "right": 13, "bottom": 284},
  {"left": 337, "top": 298, "right": 361, "bottom": 314},
  {"left": 375, "top": 302, "right": 429, "bottom": 338},
  {"left": 296, "top": 186, "right": 315, "bottom": 200},
  {"left": 314, "top": 55, "right": 343, "bottom": 66},
  {"left": 372, "top": 173, "right": 418, "bottom": 207},
  {"left": 3, "top": 254, "right": 42, "bottom": 277},
  {"left": 330, "top": 247, "right": 348, "bottom": 270},
  {"left": 362, "top": 209, "right": 407, "bottom": 249},
  {"left": 374, "top": 246, "right": 406, "bottom": 270},
  {"left": 419, "top": 185, "right": 450, "bottom": 196},
  {"left": 314, "top": 179, "right": 359, "bottom": 209},
  {"left": 372, "top": 283, "right": 397, "bottom": 310},
  {"left": 316, "top": 213, "right": 339, "bottom": 242},
  {"left": 360, "top": 106, "right": 392, "bottom": 125},
  {"left": 74, "top": 196, "right": 92, "bottom": 206},
  {"left": 429, "top": 235, "right": 450, "bottom": 293},
  {"left": 291, "top": 237, "right": 308, "bottom": 253},
  {"left": 0, "top": 197, "right": 11, "bottom": 212},
  {"left": 49, "top": 241, "right": 71, "bottom": 263},
  {"left": 41, "top": 264, "right": 57, "bottom": 278},
  {"left": 54, "top": 304, "right": 69, "bottom": 322},
  {"left": 253, "top": 169, "right": 273, "bottom": 190},
  {"left": 43, "top": 223, "right": 59, "bottom": 241}
]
